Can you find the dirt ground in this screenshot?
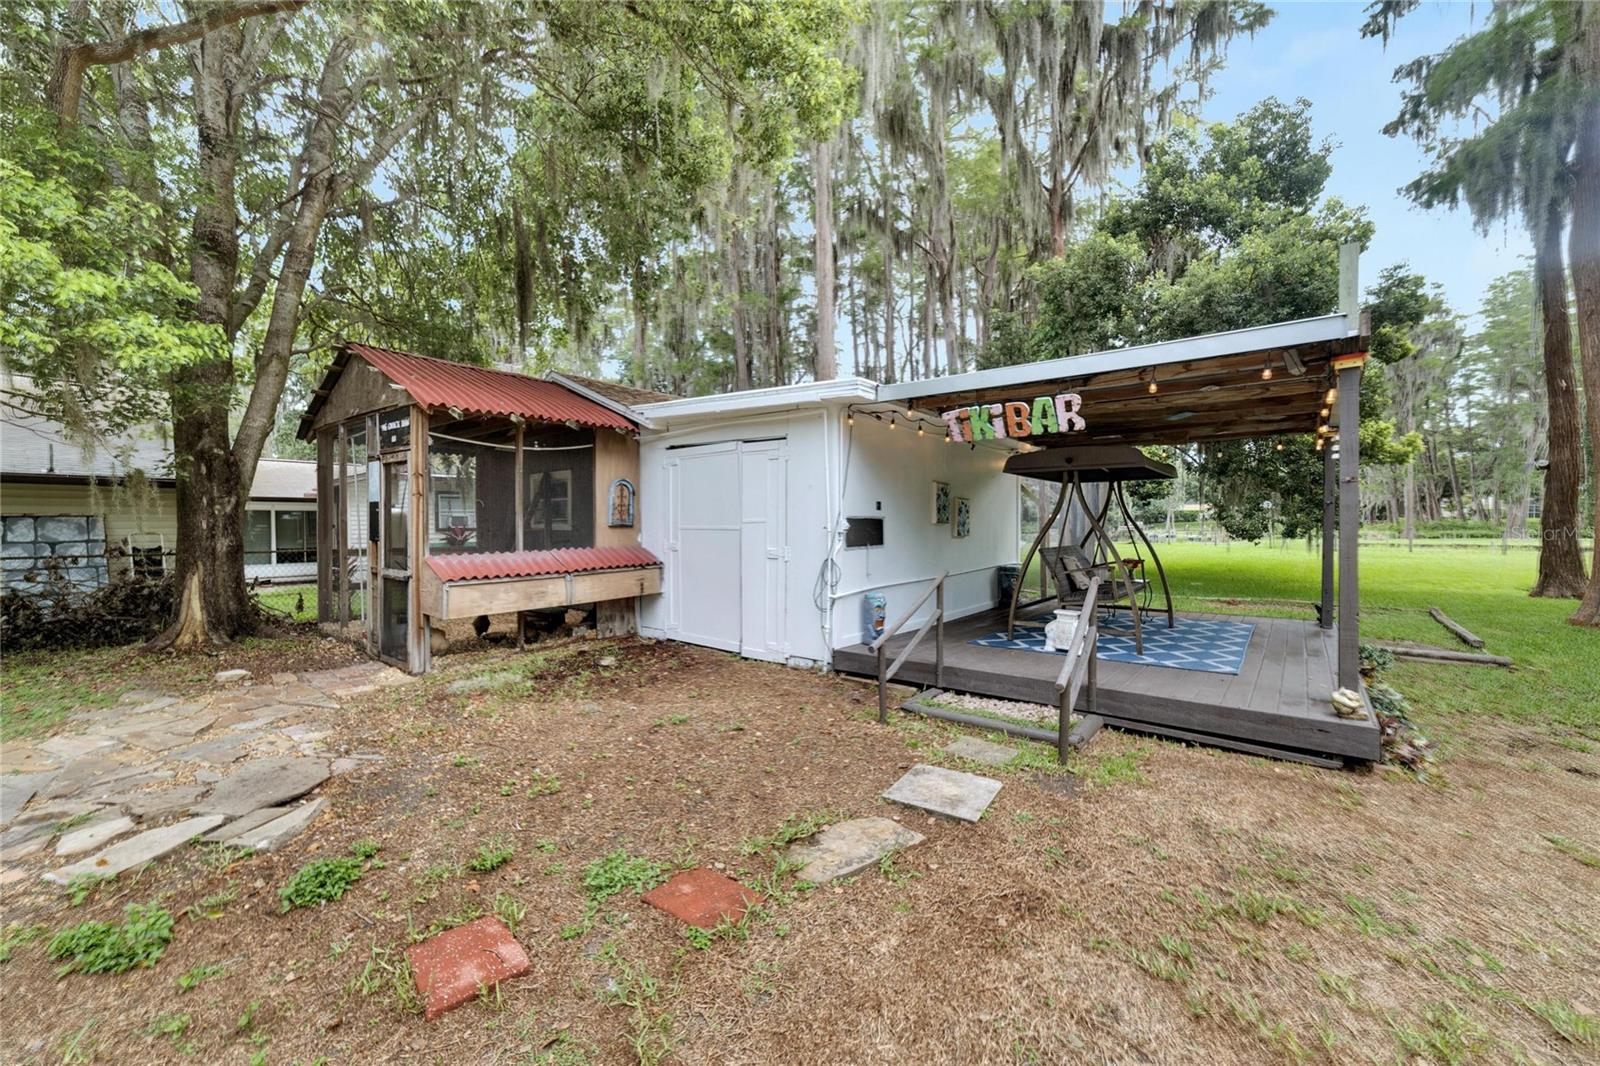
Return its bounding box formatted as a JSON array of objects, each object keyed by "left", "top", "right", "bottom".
[{"left": 2, "top": 635, "right": 1597, "bottom": 1065}]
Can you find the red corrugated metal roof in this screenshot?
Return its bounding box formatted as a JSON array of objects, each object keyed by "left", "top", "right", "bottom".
[
  {"left": 425, "top": 545, "right": 661, "bottom": 583},
  {"left": 346, "top": 343, "right": 636, "bottom": 432}
]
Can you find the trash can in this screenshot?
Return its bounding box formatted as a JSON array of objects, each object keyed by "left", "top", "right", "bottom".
[{"left": 996, "top": 563, "right": 1021, "bottom": 604}]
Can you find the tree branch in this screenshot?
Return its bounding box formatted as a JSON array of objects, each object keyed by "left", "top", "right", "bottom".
[{"left": 47, "top": 0, "right": 309, "bottom": 123}]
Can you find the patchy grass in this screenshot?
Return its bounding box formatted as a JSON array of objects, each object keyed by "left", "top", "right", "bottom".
[
  {"left": 1542, "top": 834, "right": 1600, "bottom": 869},
  {"left": 468, "top": 836, "right": 516, "bottom": 873}
]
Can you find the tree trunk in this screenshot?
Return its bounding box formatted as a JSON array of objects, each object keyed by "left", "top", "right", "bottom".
[
  {"left": 1569, "top": 18, "right": 1600, "bottom": 624},
  {"left": 631, "top": 265, "right": 649, "bottom": 385},
  {"left": 880, "top": 171, "right": 896, "bottom": 384},
  {"left": 1530, "top": 203, "right": 1588, "bottom": 597},
  {"left": 154, "top": 20, "right": 252, "bottom": 649},
  {"left": 725, "top": 212, "right": 751, "bottom": 390},
  {"left": 812, "top": 138, "right": 837, "bottom": 381}
]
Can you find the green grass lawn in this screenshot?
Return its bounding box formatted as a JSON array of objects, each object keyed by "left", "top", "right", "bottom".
[{"left": 1148, "top": 541, "right": 1599, "bottom": 738}]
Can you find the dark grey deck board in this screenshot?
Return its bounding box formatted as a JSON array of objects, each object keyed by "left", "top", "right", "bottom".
[{"left": 834, "top": 607, "right": 1380, "bottom": 761}]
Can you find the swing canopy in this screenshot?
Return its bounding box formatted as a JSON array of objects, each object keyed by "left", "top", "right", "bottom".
[{"left": 1003, "top": 444, "right": 1176, "bottom": 484}]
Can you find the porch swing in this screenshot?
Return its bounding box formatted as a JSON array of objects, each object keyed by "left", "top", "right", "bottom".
[{"left": 1005, "top": 445, "right": 1177, "bottom": 651}]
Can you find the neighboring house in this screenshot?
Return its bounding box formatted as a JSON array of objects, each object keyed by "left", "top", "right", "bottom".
[{"left": 0, "top": 399, "right": 317, "bottom": 597}]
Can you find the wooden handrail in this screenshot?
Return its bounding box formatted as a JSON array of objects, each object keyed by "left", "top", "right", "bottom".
[
  {"left": 1054, "top": 576, "right": 1101, "bottom": 694},
  {"left": 870, "top": 570, "right": 948, "bottom": 652},
  {"left": 875, "top": 571, "right": 947, "bottom": 724}
]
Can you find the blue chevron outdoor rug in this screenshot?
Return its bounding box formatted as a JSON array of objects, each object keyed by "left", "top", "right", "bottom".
[{"left": 969, "top": 617, "right": 1255, "bottom": 675}]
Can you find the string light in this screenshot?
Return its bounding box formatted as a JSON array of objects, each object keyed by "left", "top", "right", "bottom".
[
  {"left": 1325, "top": 387, "right": 1337, "bottom": 405},
  {"left": 1275, "top": 441, "right": 1284, "bottom": 451},
  {"left": 1261, "top": 356, "right": 1274, "bottom": 381},
  {"left": 917, "top": 422, "right": 925, "bottom": 437},
  {"left": 888, "top": 415, "right": 896, "bottom": 429},
  {"left": 1144, "top": 367, "right": 1158, "bottom": 394},
  {"left": 846, "top": 412, "right": 854, "bottom": 426},
  {"left": 1320, "top": 407, "right": 1330, "bottom": 418}
]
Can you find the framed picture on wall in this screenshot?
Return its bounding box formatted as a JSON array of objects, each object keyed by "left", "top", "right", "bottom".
[
  {"left": 953, "top": 497, "right": 971, "bottom": 538},
  {"left": 932, "top": 481, "right": 951, "bottom": 524}
]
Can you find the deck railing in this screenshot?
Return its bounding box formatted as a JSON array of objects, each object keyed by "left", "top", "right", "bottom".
[
  {"left": 1053, "top": 575, "right": 1101, "bottom": 761},
  {"left": 870, "top": 571, "right": 947, "bottom": 724}
]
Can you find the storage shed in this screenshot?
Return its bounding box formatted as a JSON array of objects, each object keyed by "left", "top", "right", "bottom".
[{"left": 297, "top": 343, "right": 662, "bottom": 672}]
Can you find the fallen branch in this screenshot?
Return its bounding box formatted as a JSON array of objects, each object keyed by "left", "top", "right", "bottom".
[
  {"left": 1370, "top": 641, "right": 1511, "bottom": 668},
  {"left": 1427, "top": 606, "right": 1485, "bottom": 648}
]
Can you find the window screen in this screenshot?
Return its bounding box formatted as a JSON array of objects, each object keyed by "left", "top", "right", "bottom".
[
  {"left": 523, "top": 425, "right": 595, "bottom": 550},
  {"left": 427, "top": 426, "right": 518, "bottom": 554}
]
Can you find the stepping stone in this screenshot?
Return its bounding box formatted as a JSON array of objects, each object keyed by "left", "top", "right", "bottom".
[
  {"left": 106, "top": 785, "right": 209, "bottom": 819},
  {"left": 1, "top": 771, "right": 59, "bottom": 824},
  {"left": 942, "top": 736, "right": 1021, "bottom": 768},
  {"left": 55, "top": 815, "right": 137, "bottom": 857},
  {"left": 406, "top": 916, "right": 531, "bottom": 1020},
  {"left": 882, "top": 764, "right": 1002, "bottom": 823},
  {"left": 39, "top": 735, "right": 120, "bottom": 762},
  {"left": 44, "top": 814, "right": 225, "bottom": 884},
  {"left": 121, "top": 730, "right": 195, "bottom": 753},
  {"left": 199, "top": 757, "right": 330, "bottom": 816},
  {"left": 222, "top": 799, "right": 326, "bottom": 852},
  {"left": 642, "top": 869, "right": 763, "bottom": 929},
  {"left": 202, "top": 806, "right": 289, "bottom": 843},
  {"left": 174, "top": 734, "right": 253, "bottom": 766},
  {"left": 784, "top": 817, "right": 925, "bottom": 884},
  {"left": 215, "top": 669, "right": 252, "bottom": 683}
]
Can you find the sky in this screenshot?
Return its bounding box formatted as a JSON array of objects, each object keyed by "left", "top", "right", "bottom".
[{"left": 1191, "top": 0, "right": 1530, "bottom": 321}]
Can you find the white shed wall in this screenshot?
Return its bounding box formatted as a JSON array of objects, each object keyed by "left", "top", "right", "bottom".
[{"left": 827, "top": 416, "right": 1018, "bottom": 649}]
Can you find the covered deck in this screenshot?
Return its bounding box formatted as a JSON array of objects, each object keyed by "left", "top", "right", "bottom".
[{"left": 833, "top": 603, "right": 1380, "bottom": 766}]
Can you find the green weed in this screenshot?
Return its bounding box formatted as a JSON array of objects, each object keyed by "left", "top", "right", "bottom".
[
  {"left": 0, "top": 922, "right": 47, "bottom": 964},
  {"left": 740, "top": 810, "right": 841, "bottom": 856},
  {"left": 48, "top": 903, "right": 174, "bottom": 975},
  {"left": 279, "top": 856, "right": 364, "bottom": 912},
  {"left": 176, "top": 961, "right": 226, "bottom": 992},
  {"left": 1523, "top": 997, "right": 1599, "bottom": 1046},
  {"left": 469, "top": 836, "right": 516, "bottom": 873}
]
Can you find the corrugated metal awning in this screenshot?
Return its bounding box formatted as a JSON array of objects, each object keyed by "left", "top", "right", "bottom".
[{"left": 425, "top": 545, "right": 661, "bottom": 583}]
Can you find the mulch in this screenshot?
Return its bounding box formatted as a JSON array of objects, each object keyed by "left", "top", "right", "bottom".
[{"left": 1, "top": 636, "right": 1596, "bottom": 1065}]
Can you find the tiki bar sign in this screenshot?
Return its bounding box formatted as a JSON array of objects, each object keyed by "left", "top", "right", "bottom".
[{"left": 940, "top": 393, "right": 1085, "bottom": 443}]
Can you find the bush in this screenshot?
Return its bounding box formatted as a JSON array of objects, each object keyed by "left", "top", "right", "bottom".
[{"left": 47, "top": 903, "right": 174, "bottom": 975}]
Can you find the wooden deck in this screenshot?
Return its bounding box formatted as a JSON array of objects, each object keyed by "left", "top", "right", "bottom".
[{"left": 833, "top": 607, "right": 1381, "bottom": 764}]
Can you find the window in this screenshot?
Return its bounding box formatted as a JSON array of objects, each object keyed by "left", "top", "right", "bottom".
[
  {"left": 274, "top": 509, "right": 311, "bottom": 564},
  {"left": 844, "top": 516, "right": 884, "bottom": 548},
  {"left": 384, "top": 460, "right": 409, "bottom": 571},
  {"left": 527, "top": 470, "right": 573, "bottom": 531},
  {"left": 244, "top": 510, "right": 273, "bottom": 567}
]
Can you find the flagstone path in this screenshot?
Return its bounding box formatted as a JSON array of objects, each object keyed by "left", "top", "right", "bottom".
[{"left": 0, "top": 661, "right": 413, "bottom": 886}]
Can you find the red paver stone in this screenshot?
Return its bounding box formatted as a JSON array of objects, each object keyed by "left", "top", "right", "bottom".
[
  {"left": 641, "top": 868, "right": 763, "bottom": 929},
  {"left": 405, "top": 916, "right": 531, "bottom": 1020}
]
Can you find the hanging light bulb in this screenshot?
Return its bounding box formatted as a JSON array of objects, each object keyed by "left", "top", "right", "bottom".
[
  {"left": 917, "top": 421, "right": 925, "bottom": 437},
  {"left": 1315, "top": 438, "right": 1324, "bottom": 451},
  {"left": 1275, "top": 441, "right": 1284, "bottom": 451},
  {"left": 846, "top": 412, "right": 854, "bottom": 427},
  {"left": 1261, "top": 357, "right": 1274, "bottom": 381},
  {"left": 888, "top": 415, "right": 896, "bottom": 429},
  {"left": 1320, "top": 407, "right": 1330, "bottom": 418},
  {"left": 1325, "top": 387, "right": 1337, "bottom": 405},
  {"left": 1144, "top": 368, "right": 1158, "bottom": 394}
]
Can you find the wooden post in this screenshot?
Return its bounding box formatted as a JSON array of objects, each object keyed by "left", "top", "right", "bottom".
[
  {"left": 1336, "top": 361, "right": 1363, "bottom": 690},
  {"left": 316, "top": 429, "right": 333, "bottom": 624},
  {"left": 1320, "top": 439, "right": 1335, "bottom": 630},
  {"left": 335, "top": 424, "right": 349, "bottom": 629},
  {"left": 877, "top": 645, "right": 888, "bottom": 725},
  {"left": 934, "top": 579, "right": 944, "bottom": 688},
  {"left": 513, "top": 421, "right": 525, "bottom": 552},
  {"left": 409, "top": 405, "right": 430, "bottom": 674}
]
